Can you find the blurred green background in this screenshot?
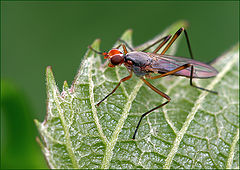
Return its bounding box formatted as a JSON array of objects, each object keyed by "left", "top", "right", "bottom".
[{"left": 1, "top": 1, "right": 238, "bottom": 169}]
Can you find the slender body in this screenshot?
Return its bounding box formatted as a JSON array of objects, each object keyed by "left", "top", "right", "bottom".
[
  {"left": 124, "top": 51, "right": 217, "bottom": 78},
  {"left": 89, "top": 27, "right": 218, "bottom": 139}
]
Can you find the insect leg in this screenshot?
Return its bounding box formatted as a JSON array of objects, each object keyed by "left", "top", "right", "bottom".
[
  {"left": 114, "top": 43, "right": 129, "bottom": 54},
  {"left": 183, "top": 29, "right": 194, "bottom": 59},
  {"left": 88, "top": 46, "right": 107, "bottom": 56},
  {"left": 132, "top": 77, "right": 171, "bottom": 139},
  {"left": 148, "top": 63, "right": 192, "bottom": 79},
  {"left": 141, "top": 35, "right": 172, "bottom": 53},
  {"left": 117, "top": 39, "right": 134, "bottom": 51},
  {"left": 88, "top": 46, "right": 109, "bottom": 69},
  {"left": 190, "top": 65, "right": 218, "bottom": 94},
  {"left": 114, "top": 43, "right": 122, "bottom": 49},
  {"left": 118, "top": 34, "right": 172, "bottom": 53},
  {"left": 96, "top": 71, "right": 132, "bottom": 106},
  {"left": 161, "top": 27, "right": 184, "bottom": 55},
  {"left": 153, "top": 35, "right": 172, "bottom": 54},
  {"left": 148, "top": 64, "right": 218, "bottom": 94},
  {"left": 161, "top": 27, "right": 195, "bottom": 60},
  {"left": 121, "top": 44, "right": 129, "bottom": 55}
]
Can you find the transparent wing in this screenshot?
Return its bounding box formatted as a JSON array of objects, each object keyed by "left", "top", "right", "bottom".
[{"left": 149, "top": 54, "right": 218, "bottom": 78}]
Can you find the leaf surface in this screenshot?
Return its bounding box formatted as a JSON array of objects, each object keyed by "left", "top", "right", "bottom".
[{"left": 35, "top": 21, "right": 239, "bottom": 169}]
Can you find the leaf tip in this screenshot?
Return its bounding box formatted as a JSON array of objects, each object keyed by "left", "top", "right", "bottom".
[
  {"left": 167, "top": 20, "right": 189, "bottom": 35},
  {"left": 62, "top": 80, "right": 69, "bottom": 92},
  {"left": 46, "top": 66, "right": 54, "bottom": 81},
  {"left": 86, "top": 39, "right": 101, "bottom": 58},
  {"left": 232, "top": 42, "right": 239, "bottom": 52},
  {"left": 34, "top": 119, "right": 40, "bottom": 127},
  {"left": 45, "top": 66, "right": 60, "bottom": 97},
  {"left": 120, "top": 29, "right": 133, "bottom": 42},
  {"left": 46, "top": 65, "right": 52, "bottom": 72},
  {"left": 91, "top": 39, "right": 101, "bottom": 50},
  {"left": 179, "top": 20, "right": 189, "bottom": 28},
  {"left": 126, "top": 28, "right": 133, "bottom": 34},
  {"left": 63, "top": 80, "right": 69, "bottom": 88}
]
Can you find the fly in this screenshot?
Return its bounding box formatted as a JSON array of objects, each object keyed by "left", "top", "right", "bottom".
[{"left": 89, "top": 27, "right": 218, "bottom": 139}]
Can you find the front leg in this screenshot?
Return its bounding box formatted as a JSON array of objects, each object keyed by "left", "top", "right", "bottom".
[
  {"left": 132, "top": 77, "right": 171, "bottom": 139},
  {"left": 96, "top": 71, "right": 133, "bottom": 106}
]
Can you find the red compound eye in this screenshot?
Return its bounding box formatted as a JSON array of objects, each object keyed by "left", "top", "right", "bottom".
[{"left": 110, "top": 54, "right": 124, "bottom": 65}]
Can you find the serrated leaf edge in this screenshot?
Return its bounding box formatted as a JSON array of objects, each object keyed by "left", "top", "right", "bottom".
[
  {"left": 46, "top": 67, "right": 79, "bottom": 168},
  {"left": 35, "top": 21, "right": 238, "bottom": 169},
  {"left": 163, "top": 44, "right": 239, "bottom": 169}
]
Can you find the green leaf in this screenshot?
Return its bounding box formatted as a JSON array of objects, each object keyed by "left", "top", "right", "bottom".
[{"left": 35, "top": 21, "right": 239, "bottom": 169}]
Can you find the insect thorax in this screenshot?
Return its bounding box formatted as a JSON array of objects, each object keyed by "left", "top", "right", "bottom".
[
  {"left": 125, "top": 52, "right": 152, "bottom": 67},
  {"left": 125, "top": 52, "right": 152, "bottom": 77}
]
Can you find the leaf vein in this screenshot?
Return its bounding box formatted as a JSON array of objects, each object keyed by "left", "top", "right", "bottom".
[
  {"left": 163, "top": 50, "right": 238, "bottom": 169},
  {"left": 101, "top": 79, "right": 144, "bottom": 169},
  {"left": 88, "top": 56, "right": 108, "bottom": 144},
  {"left": 51, "top": 88, "right": 79, "bottom": 168},
  {"left": 226, "top": 128, "right": 239, "bottom": 169},
  {"left": 162, "top": 77, "right": 184, "bottom": 134}
]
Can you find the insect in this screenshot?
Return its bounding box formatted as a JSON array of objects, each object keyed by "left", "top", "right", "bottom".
[{"left": 89, "top": 27, "right": 218, "bottom": 139}]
